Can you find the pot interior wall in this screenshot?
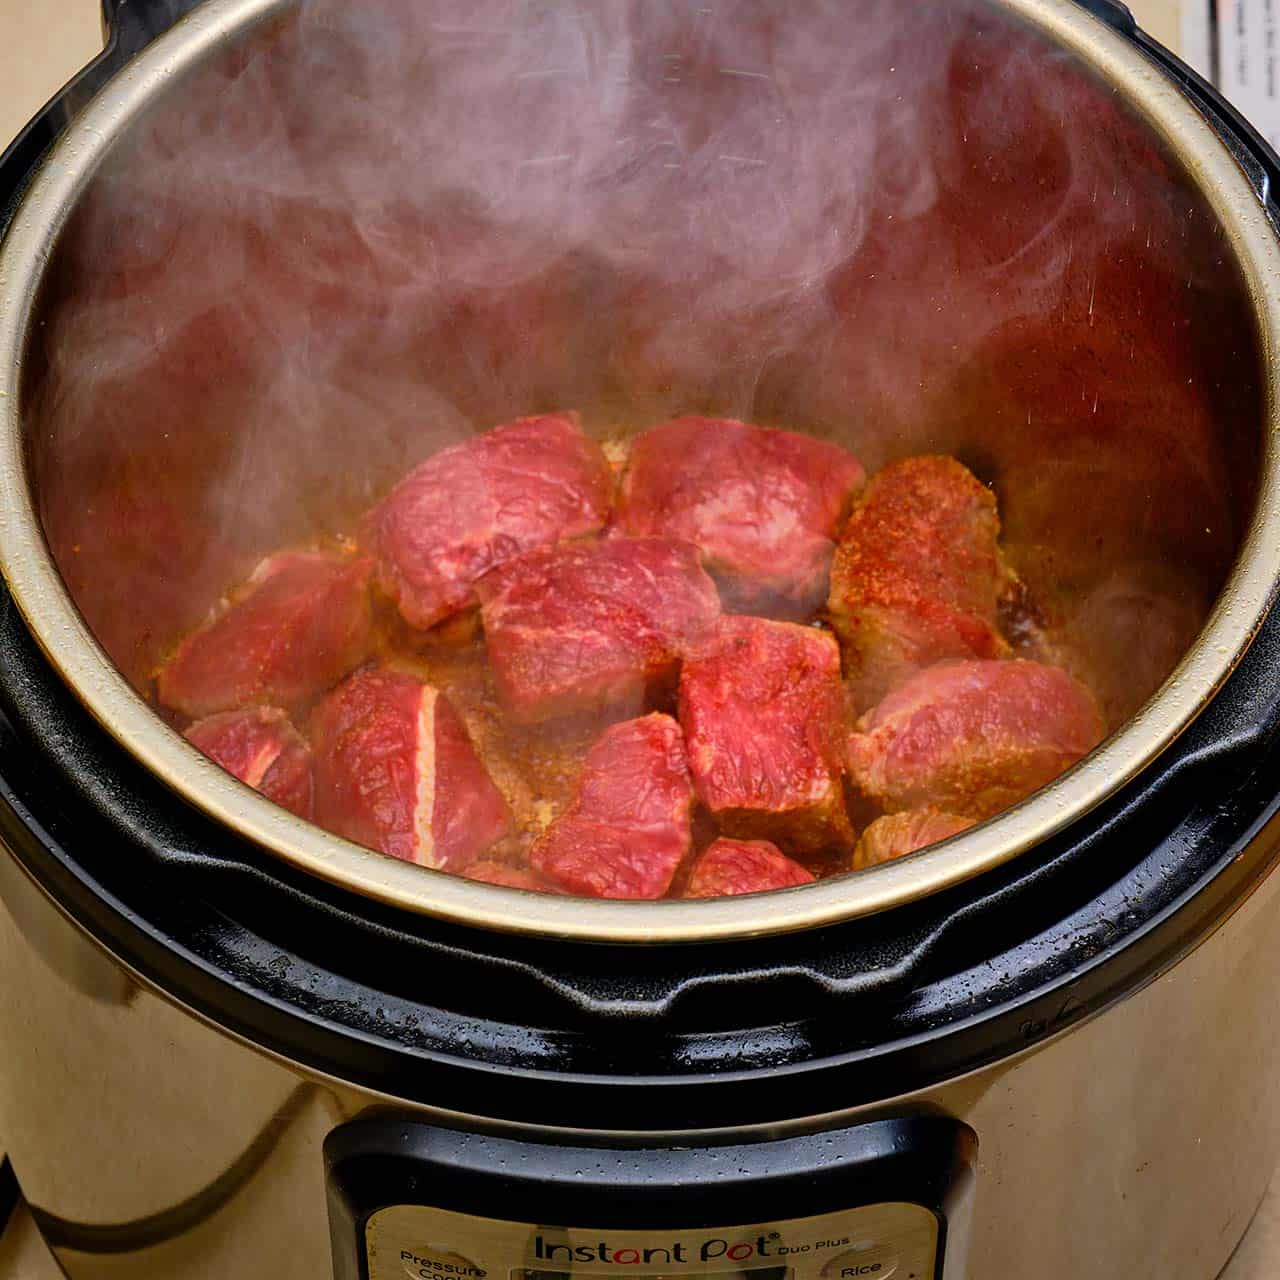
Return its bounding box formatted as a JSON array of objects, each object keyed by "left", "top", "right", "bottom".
[{"left": 21, "top": 0, "right": 1264, "bottom": 732}]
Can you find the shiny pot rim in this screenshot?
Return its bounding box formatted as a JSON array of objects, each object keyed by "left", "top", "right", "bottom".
[{"left": 1, "top": 0, "right": 1279, "bottom": 944}]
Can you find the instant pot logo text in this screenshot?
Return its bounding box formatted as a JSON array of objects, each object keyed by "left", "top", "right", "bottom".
[{"left": 534, "top": 1236, "right": 781, "bottom": 1265}]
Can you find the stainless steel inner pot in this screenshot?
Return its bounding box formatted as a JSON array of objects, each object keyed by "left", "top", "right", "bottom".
[{"left": 1, "top": 0, "right": 1278, "bottom": 941}]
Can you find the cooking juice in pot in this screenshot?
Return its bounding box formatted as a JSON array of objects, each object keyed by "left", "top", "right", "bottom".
[
  {"left": 151, "top": 414, "right": 1105, "bottom": 900},
  {"left": 29, "top": 0, "right": 1256, "bottom": 903}
]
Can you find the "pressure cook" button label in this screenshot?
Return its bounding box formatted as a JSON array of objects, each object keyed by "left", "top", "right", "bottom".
[{"left": 400, "top": 1247, "right": 489, "bottom": 1280}]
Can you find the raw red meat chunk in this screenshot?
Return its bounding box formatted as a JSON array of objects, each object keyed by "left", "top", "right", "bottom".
[
  {"left": 684, "top": 838, "right": 815, "bottom": 898},
  {"left": 463, "top": 860, "right": 561, "bottom": 893},
  {"left": 531, "top": 714, "right": 693, "bottom": 898},
  {"left": 311, "top": 668, "right": 510, "bottom": 869},
  {"left": 364, "top": 412, "right": 613, "bottom": 631},
  {"left": 157, "top": 550, "right": 373, "bottom": 718},
  {"left": 679, "top": 616, "right": 852, "bottom": 854},
  {"left": 846, "top": 659, "right": 1104, "bottom": 818},
  {"left": 613, "top": 417, "right": 865, "bottom": 616},
  {"left": 827, "top": 456, "right": 1012, "bottom": 709},
  {"left": 853, "top": 810, "right": 977, "bottom": 869},
  {"left": 185, "top": 707, "right": 313, "bottom": 819},
  {"left": 477, "top": 537, "right": 721, "bottom": 723}
]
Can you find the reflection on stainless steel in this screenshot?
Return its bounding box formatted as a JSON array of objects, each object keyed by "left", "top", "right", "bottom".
[
  {"left": 29, "top": 1084, "right": 320, "bottom": 1255},
  {"left": 0, "top": 848, "right": 136, "bottom": 1008},
  {"left": 4, "top": 813, "right": 1280, "bottom": 1278},
  {"left": 0, "top": 847, "right": 342, "bottom": 1243}
]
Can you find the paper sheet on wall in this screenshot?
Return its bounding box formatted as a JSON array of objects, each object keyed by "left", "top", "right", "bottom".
[
  {"left": 1130, "top": 0, "right": 1280, "bottom": 151},
  {"left": 1217, "top": 1, "right": 1280, "bottom": 149}
]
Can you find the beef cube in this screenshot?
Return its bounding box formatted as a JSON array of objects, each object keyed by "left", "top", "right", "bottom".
[
  {"left": 569, "top": 713, "right": 692, "bottom": 831},
  {"left": 531, "top": 714, "right": 693, "bottom": 899},
  {"left": 157, "top": 550, "right": 373, "bottom": 718},
  {"left": 312, "top": 668, "right": 510, "bottom": 869},
  {"left": 185, "top": 707, "right": 313, "bottom": 819},
  {"left": 827, "top": 456, "right": 1012, "bottom": 709},
  {"left": 614, "top": 417, "right": 864, "bottom": 616},
  {"left": 364, "top": 412, "right": 613, "bottom": 631},
  {"left": 477, "top": 537, "right": 721, "bottom": 724},
  {"left": 462, "top": 860, "right": 562, "bottom": 893},
  {"left": 532, "top": 820, "right": 686, "bottom": 899},
  {"left": 846, "top": 659, "right": 1105, "bottom": 818},
  {"left": 853, "top": 810, "right": 977, "bottom": 869},
  {"left": 684, "top": 837, "right": 815, "bottom": 898},
  {"left": 679, "top": 616, "right": 852, "bottom": 854}
]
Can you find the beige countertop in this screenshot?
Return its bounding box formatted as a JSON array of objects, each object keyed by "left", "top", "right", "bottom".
[{"left": 0, "top": 1, "right": 1275, "bottom": 1277}]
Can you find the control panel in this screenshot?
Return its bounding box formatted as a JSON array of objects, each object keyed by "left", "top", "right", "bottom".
[
  {"left": 366, "top": 1202, "right": 938, "bottom": 1280},
  {"left": 325, "top": 1116, "right": 975, "bottom": 1280}
]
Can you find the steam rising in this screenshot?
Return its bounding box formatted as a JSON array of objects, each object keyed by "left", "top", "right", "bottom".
[{"left": 33, "top": 0, "right": 1260, "bottom": 722}]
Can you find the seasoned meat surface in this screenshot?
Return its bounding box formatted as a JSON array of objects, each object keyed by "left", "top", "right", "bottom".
[
  {"left": 684, "top": 837, "right": 815, "bottom": 897},
  {"left": 364, "top": 413, "right": 612, "bottom": 631},
  {"left": 853, "top": 809, "right": 977, "bottom": 868},
  {"left": 162, "top": 416, "right": 1114, "bottom": 902},
  {"left": 185, "top": 706, "right": 313, "bottom": 819},
  {"left": 827, "top": 457, "right": 1011, "bottom": 710},
  {"left": 157, "top": 550, "right": 372, "bottom": 718},
  {"left": 311, "top": 668, "right": 510, "bottom": 868},
  {"left": 531, "top": 713, "right": 694, "bottom": 898},
  {"left": 477, "top": 536, "right": 721, "bottom": 723},
  {"left": 679, "top": 615, "right": 852, "bottom": 855},
  {"left": 613, "top": 417, "right": 864, "bottom": 616},
  {"left": 847, "top": 659, "right": 1104, "bottom": 818}
]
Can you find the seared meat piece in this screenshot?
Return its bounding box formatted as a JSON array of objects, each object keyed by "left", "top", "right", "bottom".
[
  {"left": 533, "top": 824, "right": 683, "bottom": 899},
  {"left": 853, "top": 809, "right": 977, "bottom": 869},
  {"left": 477, "top": 537, "right": 721, "bottom": 724},
  {"left": 613, "top": 417, "right": 865, "bottom": 616},
  {"left": 462, "top": 860, "right": 562, "bottom": 892},
  {"left": 184, "top": 706, "right": 313, "bottom": 819},
  {"left": 364, "top": 413, "right": 613, "bottom": 631},
  {"left": 684, "top": 837, "right": 815, "bottom": 898},
  {"left": 679, "top": 616, "right": 852, "bottom": 854},
  {"left": 531, "top": 714, "right": 693, "bottom": 899},
  {"left": 847, "top": 659, "right": 1104, "bottom": 818},
  {"left": 157, "top": 550, "right": 372, "bottom": 718},
  {"left": 312, "top": 668, "right": 510, "bottom": 869},
  {"left": 827, "top": 456, "right": 1011, "bottom": 709}
]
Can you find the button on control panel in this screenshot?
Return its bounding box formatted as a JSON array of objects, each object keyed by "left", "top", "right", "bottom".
[{"left": 822, "top": 1241, "right": 900, "bottom": 1280}]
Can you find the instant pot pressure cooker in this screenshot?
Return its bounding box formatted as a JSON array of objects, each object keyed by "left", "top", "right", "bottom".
[{"left": 4, "top": 0, "right": 1280, "bottom": 1277}]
